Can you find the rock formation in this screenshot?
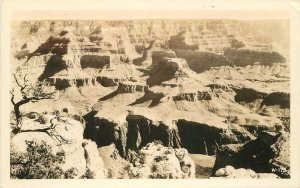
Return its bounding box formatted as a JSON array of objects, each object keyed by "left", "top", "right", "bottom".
[
  {"left": 10, "top": 115, "right": 105, "bottom": 179},
  {"left": 213, "top": 165, "right": 279, "bottom": 179},
  {"left": 127, "top": 141, "right": 195, "bottom": 179},
  {"left": 213, "top": 131, "right": 290, "bottom": 178}
]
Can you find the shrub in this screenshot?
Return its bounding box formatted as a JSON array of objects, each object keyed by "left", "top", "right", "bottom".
[
  {"left": 64, "top": 167, "right": 78, "bottom": 179},
  {"left": 10, "top": 141, "right": 76, "bottom": 179},
  {"left": 62, "top": 108, "right": 68, "bottom": 113},
  {"left": 80, "top": 169, "right": 94, "bottom": 179},
  {"left": 37, "top": 114, "right": 48, "bottom": 124}
]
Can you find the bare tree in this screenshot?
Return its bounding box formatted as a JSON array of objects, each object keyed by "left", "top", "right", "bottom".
[{"left": 10, "top": 72, "right": 58, "bottom": 129}]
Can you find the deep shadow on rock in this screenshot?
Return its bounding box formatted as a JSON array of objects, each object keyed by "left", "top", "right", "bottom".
[{"left": 213, "top": 131, "right": 290, "bottom": 178}]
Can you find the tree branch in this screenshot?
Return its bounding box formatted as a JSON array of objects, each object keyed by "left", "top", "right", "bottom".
[
  {"left": 11, "top": 72, "right": 58, "bottom": 129},
  {"left": 13, "top": 73, "right": 29, "bottom": 97},
  {"left": 15, "top": 98, "right": 32, "bottom": 107},
  {"left": 19, "top": 116, "right": 72, "bottom": 144},
  {"left": 10, "top": 90, "right": 16, "bottom": 105}
]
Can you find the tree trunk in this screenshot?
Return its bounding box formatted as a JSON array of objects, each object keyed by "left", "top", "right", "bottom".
[
  {"left": 14, "top": 104, "right": 22, "bottom": 126},
  {"left": 14, "top": 98, "right": 31, "bottom": 127}
]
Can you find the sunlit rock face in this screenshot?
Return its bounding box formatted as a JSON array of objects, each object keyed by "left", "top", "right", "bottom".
[
  {"left": 127, "top": 142, "right": 195, "bottom": 179},
  {"left": 10, "top": 115, "right": 105, "bottom": 179},
  {"left": 213, "top": 165, "right": 280, "bottom": 179}
]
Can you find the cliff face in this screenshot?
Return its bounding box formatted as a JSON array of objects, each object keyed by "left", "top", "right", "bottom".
[
  {"left": 48, "top": 77, "right": 97, "bottom": 90},
  {"left": 147, "top": 57, "right": 193, "bottom": 86},
  {"left": 172, "top": 49, "right": 286, "bottom": 74},
  {"left": 38, "top": 55, "right": 68, "bottom": 81},
  {"left": 83, "top": 112, "right": 182, "bottom": 158},
  {"left": 263, "top": 92, "right": 290, "bottom": 108},
  {"left": 96, "top": 76, "right": 127, "bottom": 87},
  {"left": 80, "top": 55, "right": 110, "bottom": 69},
  {"left": 173, "top": 50, "right": 230, "bottom": 73},
  {"left": 173, "top": 91, "right": 212, "bottom": 102},
  {"left": 224, "top": 48, "right": 286, "bottom": 66},
  {"left": 232, "top": 87, "right": 290, "bottom": 118},
  {"left": 117, "top": 82, "right": 149, "bottom": 93},
  {"left": 167, "top": 29, "right": 287, "bottom": 74},
  {"left": 213, "top": 131, "right": 290, "bottom": 178},
  {"left": 82, "top": 106, "right": 257, "bottom": 158}
]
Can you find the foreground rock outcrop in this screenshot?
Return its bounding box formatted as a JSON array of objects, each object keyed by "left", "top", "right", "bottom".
[
  {"left": 213, "top": 165, "right": 279, "bottom": 179},
  {"left": 97, "top": 142, "right": 196, "bottom": 179},
  {"left": 10, "top": 115, "right": 105, "bottom": 179},
  {"left": 127, "top": 141, "right": 195, "bottom": 179},
  {"left": 98, "top": 144, "right": 130, "bottom": 178}
]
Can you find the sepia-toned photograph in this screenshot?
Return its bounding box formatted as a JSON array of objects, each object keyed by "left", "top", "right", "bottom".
[
  {"left": 9, "top": 17, "right": 290, "bottom": 179},
  {"left": 2, "top": 1, "right": 300, "bottom": 188}
]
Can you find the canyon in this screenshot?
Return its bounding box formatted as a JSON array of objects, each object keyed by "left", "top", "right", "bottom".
[{"left": 10, "top": 19, "right": 290, "bottom": 179}]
